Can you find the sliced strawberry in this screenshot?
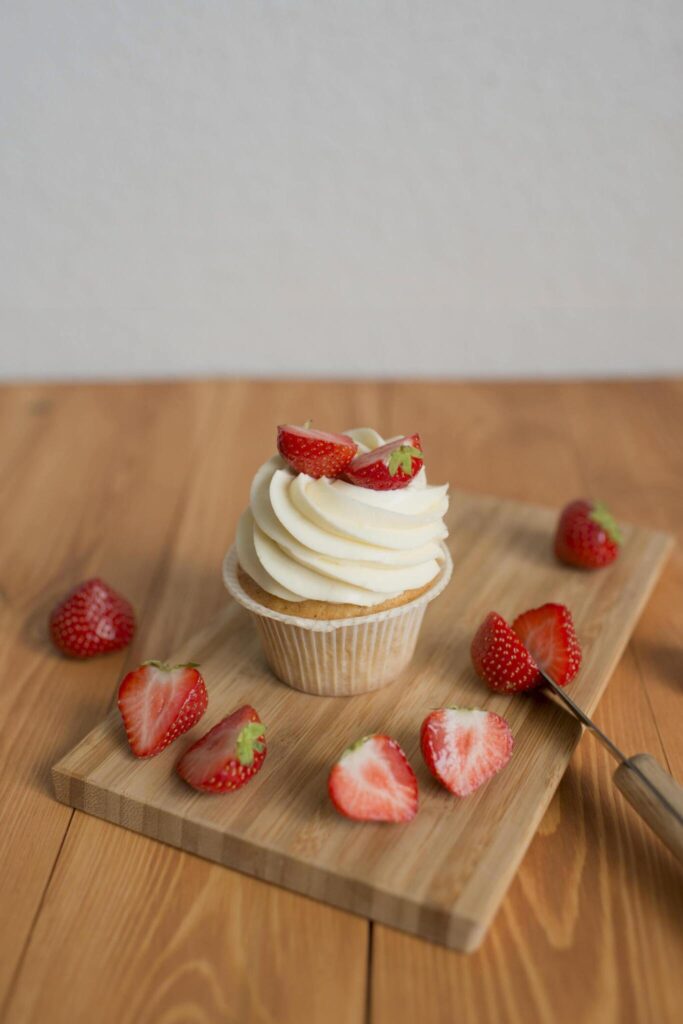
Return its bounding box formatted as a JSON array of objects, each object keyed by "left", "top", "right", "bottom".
[
  {"left": 177, "top": 705, "right": 266, "bottom": 793},
  {"left": 512, "top": 603, "right": 582, "bottom": 687},
  {"left": 328, "top": 734, "right": 418, "bottom": 822},
  {"left": 49, "top": 577, "right": 135, "bottom": 659},
  {"left": 555, "top": 499, "right": 622, "bottom": 569},
  {"left": 471, "top": 611, "right": 541, "bottom": 693},
  {"left": 343, "top": 434, "right": 423, "bottom": 491},
  {"left": 277, "top": 424, "right": 357, "bottom": 478},
  {"left": 117, "top": 661, "right": 208, "bottom": 757},
  {"left": 420, "top": 707, "right": 514, "bottom": 797}
]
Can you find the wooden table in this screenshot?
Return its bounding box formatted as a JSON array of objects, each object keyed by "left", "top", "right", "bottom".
[{"left": 1, "top": 379, "right": 681, "bottom": 1024}]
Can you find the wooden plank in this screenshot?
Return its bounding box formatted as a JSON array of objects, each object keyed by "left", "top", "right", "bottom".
[
  {"left": 4, "top": 815, "right": 368, "bottom": 1024},
  {"left": 1, "top": 380, "right": 370, "bottom": 1022},
  {"left": 51, "top": 487, "right": 672, "bottom": 951},
  {"left": 371, "top": 643, "right": 683, "bottom": 1024},
  {"left": 563, "top": 379, "right": 683, "bottom": 778},
  {"left": 0, "top": 382, "right": 205, "bottom": 1006},
  {"left": 371, "top": 377, "right": 683, "bottom": 1023},
  {"left": 4, "top": 378, "right": 681, "bottom": 1021}
]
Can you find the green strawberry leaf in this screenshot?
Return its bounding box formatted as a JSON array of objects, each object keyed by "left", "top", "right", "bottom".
[
  {"left": 344, "top": 735, "right": 372, "bottom": 756},
  {"left": 236, "top": 721, "right": 266, "bottom": 766},
  {"left": 387, "top": 445, "right": 423, "bottom": 477},
  {"left": 589, "top": 503, "right": 623, "bottom": 545}
]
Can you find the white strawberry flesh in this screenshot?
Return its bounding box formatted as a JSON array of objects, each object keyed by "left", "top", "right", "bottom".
[
  {"left": 421, "top": 708, "right": 514, "bottom": 797},
  {"left": 328, "top": 734, "right": 418, "bottom": 822},
  {"left": 117, "top": 662, "right": 207, "bottom": 758}
]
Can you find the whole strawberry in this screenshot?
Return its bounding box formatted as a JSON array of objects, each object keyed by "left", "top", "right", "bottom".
[
  {"left": 49, "top": 577, "right": 135, "bottom": 658},
  {"left": 555, "top": 499, "right": 622, "bottom": 569}
]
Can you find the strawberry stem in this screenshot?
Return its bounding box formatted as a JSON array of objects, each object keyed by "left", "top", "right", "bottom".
[
  {"left": 236, "top": 722, "right": 266, "bottom": 766},
  {"left": 589, "top": 503, "right": 623, "bottom": 544},
  {"left": 387, "top": 445, "right": 422, "bottom": 477},
  {"left": 343, "top": 735, "right": 373, "bottom": 756}
]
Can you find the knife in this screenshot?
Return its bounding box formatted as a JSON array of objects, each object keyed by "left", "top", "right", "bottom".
[{"left": 540, "top": 670, "right": 683, "bottom": 862}]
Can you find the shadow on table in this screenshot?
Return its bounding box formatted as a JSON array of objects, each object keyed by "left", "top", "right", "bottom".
[
  {"left": 559, "top": 760, "right": 683, "bottom": 938},
  {"left": 632, "top": 638, "right": 683, "bottom": 695}
]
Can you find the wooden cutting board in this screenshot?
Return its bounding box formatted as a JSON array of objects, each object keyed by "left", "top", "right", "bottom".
[{"left": 52, "top": 491, "right": 672, "bottom": 952}]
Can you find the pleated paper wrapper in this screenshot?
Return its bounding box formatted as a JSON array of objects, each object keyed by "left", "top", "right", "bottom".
[{"left": 222, "top": 543, "right": 453, "bottom": 697}]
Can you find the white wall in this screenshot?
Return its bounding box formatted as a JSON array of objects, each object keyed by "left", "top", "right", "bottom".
[{"left": 1, "top": 1, "right": 682, "bottom": 380}]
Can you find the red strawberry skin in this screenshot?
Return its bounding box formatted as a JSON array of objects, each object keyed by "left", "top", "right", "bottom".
[
  {"left": 555, "top": 499, "right": 622, "bottom": 569},
  {"left": 49, "top": 577, "right": 135, "bottom": 659},
  {"left": 118, "top": 662, "right": 208, "bottom": 758},
  {"left": 177, "top": 705, "right": 266, "bottom": 793},
  {"left": 277, "top": 424, "right": 357, "bottom": 478},
  {"left": 420, "top": 708, "right": 514, "bottom": 797},
  {"left": 344, "top": 434, "right": 423, "bottom": 491},
  {"left": 512, "top": 603, "right": 582, "bottom": 687},
  {"left": 328, "top": 734, "right": 418, "bottom": 822},
  {"left": 471, "top": 611, "right": 541, "bottom": 693}
]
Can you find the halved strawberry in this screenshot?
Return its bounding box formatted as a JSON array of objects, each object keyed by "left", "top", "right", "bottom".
[
  {"left": 117, "top": 661, "right": 208, "bottom": 757},
  {"left": 420, "top": 707, "right": 514, "bottom": 797},
  {"left": 277, "top": 424, "right": 357, "bottom": 478},
  {"left": 471, "top": 611, "right": 541, "bottom": 693},
  {"left": 555, "top": 499, "right": 622, "bottom": 569},
  {"left": 176, "top": 705, "right": 266, "bottom": 793},
  {"left": 328, "top": 734, "right": 418, "bottom": 822},
  {"left": 343, "top": 434, "right": 423, "bottom": 491},
  {"left": 512, "top": 603, "right": 582, "bottom": 686}
]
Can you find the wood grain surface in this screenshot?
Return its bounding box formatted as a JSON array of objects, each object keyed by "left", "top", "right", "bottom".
[
  {"left": 52, "top": 488, "right": 671, "bottom": 952},
  {"left": 1, "top": 379, "right": 682, "bottom": 1022}
]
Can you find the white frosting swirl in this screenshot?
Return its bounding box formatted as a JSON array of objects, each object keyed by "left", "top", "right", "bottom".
[{"left": 236, "top": 428, "right": 449, "bottom": 606}]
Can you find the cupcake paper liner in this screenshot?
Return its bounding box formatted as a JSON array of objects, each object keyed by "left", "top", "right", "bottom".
[{"left": 222, "top": 542, "right": 453, "bottom": 697}]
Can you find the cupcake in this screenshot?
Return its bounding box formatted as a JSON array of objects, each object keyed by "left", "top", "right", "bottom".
[{"left": 223, "top": 425, "right": 452, "bottom": 696}]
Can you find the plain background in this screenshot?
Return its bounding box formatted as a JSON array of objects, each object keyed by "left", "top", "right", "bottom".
[{"left": 1, "top": 1, "right": 682, "bottom": 380}]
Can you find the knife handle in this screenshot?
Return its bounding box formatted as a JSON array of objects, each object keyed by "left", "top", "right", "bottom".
[{"left": 613, "top": 754, "right": 683, "bottom": 862}]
